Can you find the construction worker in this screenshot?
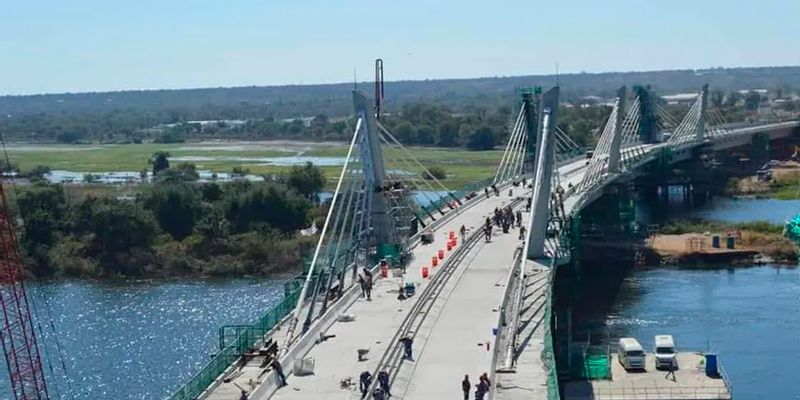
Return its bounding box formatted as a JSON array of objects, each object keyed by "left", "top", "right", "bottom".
[
  {"left": 239, "top": 389, "right": 248, "bottom": 400},
  {"left": 399, "top": 336, "right": 414, "bottom": 360},
  {"left": 377, "top": 370, "right": 391, "bottom": 397},
  {"left": 271, "top": 359, "right": 286, "bottom": 387},
  {"left": 360, "top": 371, "right": 373, "bottom": 398},
  {"left": 516, "top": 210, "right": 522, "bottom": 227},
  {"left": 519, "top": 225, "right": 527, "bottom": 241},
  {"left": 461, "top": 375, "right": 471, "bottom": 400},
  {"left": 460, "top": 224, "right": 467, "bottom": 241},
  {"left": 665, "top": 357, "right": 677, "bottom": 381},
  {"left": 475, "top": 379, "right": 488, "bottom": 400},
  {"left": 484, "top": 187, "right": 490, "bottom": 198}
]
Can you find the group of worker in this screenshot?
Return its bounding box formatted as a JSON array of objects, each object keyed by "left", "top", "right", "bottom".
[
  {"left": 461, "top": 373, "right": 492, "bottom": 400},
  {"left": 359, "top": 370, "right": 392, "bottom": 399}
]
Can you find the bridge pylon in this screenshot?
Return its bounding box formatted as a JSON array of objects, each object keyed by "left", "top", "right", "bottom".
[
  {"left": 695, "top": 84, "right": 709, "bottom": 141},
  {"left": 634, "top": 85, "right": 661, "bottom": 143},
  {"left": 527, "top": 87, "right": 560, "bottom": 259},
  {"left": 352, "top": 90, "right": 394, "bottom": 247},
  {"left": 607, "top": 86, "right": 627, "bottom": 174}
]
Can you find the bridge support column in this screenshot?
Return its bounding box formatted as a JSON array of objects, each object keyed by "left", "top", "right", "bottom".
[
  {"left": 634, "top": 85, "right": 661, "bottom": 143},
  {"left": 528, "top": 87, "right": 559, "bottom": 259},
  {"left": 696, "top": 84, "right": 709, "bottom": 141},
  {"left": 353, "top": 90, "right": 393, "bottom": 247},
  {"left": 521, "top": 87, "right": 542, "bottom": 175},
  {"left": 608, "top": 86, "right": 626, "bottom": 174}
]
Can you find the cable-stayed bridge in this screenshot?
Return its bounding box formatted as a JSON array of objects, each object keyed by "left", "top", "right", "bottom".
[{"left": 169, "top": 82, "right": 799, "bottom": 400}]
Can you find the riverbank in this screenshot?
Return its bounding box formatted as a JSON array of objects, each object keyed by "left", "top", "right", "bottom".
[
  {"left": 649, "top": 219, "right": 796, "bottom": 265},
  {"left": 727, "top": 159, "right": 800, "bottom": 199}
]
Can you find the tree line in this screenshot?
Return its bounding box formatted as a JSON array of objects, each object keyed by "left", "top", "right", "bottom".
[{"left": 15, "top": 161, "right": 327, "bottom": 278}]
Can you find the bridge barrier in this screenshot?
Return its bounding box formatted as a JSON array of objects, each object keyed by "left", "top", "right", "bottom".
[
  {"left": 167, "top": 287, "right": 301, "bottom": 400},
  {"left": 542, "top": 256, "right": 561, "bottom": 400}
]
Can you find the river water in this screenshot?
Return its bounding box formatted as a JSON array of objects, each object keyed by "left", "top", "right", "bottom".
[
  {"left": 0, "top": 279, "right": 286, "bottom": 400},
  {"left": 567, "top": 196, "right": 800, "bottom": 399}
]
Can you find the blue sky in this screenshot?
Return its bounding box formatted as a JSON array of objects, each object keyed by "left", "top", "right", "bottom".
[{"left": 1, "top": 0, "right": 798, "bottom": 94}]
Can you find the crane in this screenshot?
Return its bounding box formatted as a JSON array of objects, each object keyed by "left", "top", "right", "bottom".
[{"left": 0, "top": 171, "right": 50, "bottom": 398}]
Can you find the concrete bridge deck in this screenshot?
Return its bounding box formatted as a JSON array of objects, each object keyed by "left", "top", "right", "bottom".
[{"left": 266, "top": 190, "right": 531, "bottom": 400}]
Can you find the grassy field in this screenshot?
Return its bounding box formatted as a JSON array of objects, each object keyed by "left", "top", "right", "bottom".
[{"left": 5, "top": 141, "right": 503, "bottom": 190}]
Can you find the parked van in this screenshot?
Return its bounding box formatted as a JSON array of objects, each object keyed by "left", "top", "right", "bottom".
[
  {"left": 654, "top": 335, "right": 677, "bottom": 369},
  {"left": 617, "top": 338, "right": 645, "bottom": 370}
]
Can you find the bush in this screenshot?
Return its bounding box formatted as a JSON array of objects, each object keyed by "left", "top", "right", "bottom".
[{"left": 423, "top": 166, "right": 447, "bottom": 181}]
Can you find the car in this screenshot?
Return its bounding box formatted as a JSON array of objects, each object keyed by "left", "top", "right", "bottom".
[
  {"left": 617, "top": 338, "right": 645, "bottom": 371},
  {"left": 654, "top": 335, "right": 677, "bottom": 370}
]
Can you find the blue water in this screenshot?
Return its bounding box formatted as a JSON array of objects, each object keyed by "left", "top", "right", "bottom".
[
  {"left": 596, "top": 266, "right": 800, "bottom": 400},
  {"left": 0, "top": 279, "right": 285, "bottom": 400},
  {"left": 691, "top": 197, "right": 800, "bottom": 224}
]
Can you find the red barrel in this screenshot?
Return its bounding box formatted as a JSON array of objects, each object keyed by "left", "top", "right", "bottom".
[
  {"left": 438, "top": 250, "right": 445, "bottom": 260},
  {"left": 449, "top": 231, "right": 455, "bottom": 240},
  {"left": 447, "top": 242, "right": 453, "bottom": 251},
  {"left": 422, "top": 266, "right": 429, "bottom": 278},
  {"left": 431, "top": 256, "right": 438, "bottom": 267}
]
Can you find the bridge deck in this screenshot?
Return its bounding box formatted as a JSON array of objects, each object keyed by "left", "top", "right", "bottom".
[
  {"left": 394, "top": 201, "right": 528, "bottom": 399},
  {"left": 268, "top": 191, "right": 525, "bottom": 400}
]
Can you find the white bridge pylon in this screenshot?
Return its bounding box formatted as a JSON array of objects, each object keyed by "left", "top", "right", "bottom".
[{"left": 282, "top": 90, "right": 462, "bottom": 353}]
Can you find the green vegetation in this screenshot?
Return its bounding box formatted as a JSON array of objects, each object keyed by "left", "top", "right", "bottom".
[
  {"left": 14, "top": 164, "right": 327, "bottom": 278},
  {"left": 660, "top": 218, "right": 784, "bottom": 235}
]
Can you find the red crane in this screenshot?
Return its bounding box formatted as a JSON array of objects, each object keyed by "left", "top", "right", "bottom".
[{"left": 0, "top": 180, "right": 49, "bottom": 399}]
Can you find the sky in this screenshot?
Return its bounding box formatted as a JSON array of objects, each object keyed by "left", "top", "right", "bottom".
[{"left": 1, "top": 0, "right": 798, "bottom": 95}]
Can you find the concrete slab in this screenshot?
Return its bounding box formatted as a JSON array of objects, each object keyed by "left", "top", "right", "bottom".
[
  {"left": 397, "top": 203, "right": 527, "bottom": 400},
  {"left": 265, "top": 191, "right": 527, "bottom": 400},
  {"left": 563, "top": 353, "right": 732, "bottom": 400}
]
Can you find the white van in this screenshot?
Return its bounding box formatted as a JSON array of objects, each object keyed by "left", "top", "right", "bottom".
[
  {"left": 617, "top": 338, "right": 646, "bottom": 371},
  {"left": 654, "top": 335, "right": 677, "bottom": 369}
]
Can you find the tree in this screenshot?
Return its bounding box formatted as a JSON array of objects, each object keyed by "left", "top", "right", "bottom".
[
  {"left": 155, "top": 163, "right": 199, "bottom": 183},
  {"left": 437, "top": 120, "right": 460, "bottom": 147},
  {"left": 710, "top": 90, "right": 725, "bottom": 108},
  {"left": 224, "top": 183, "right": 311, "bottom": 233},
  {"left": 416, "top": 125, "right": 436, "bottom": 145},
  {"left": 17, "top": 183, "right": 67, "bottom": 274},
  {"left": 26, "top": 165, "right": 51, "bottom": 180},
  {"left": 466, "top": 126, "right": 496, "bottom": 151},
  {"left": 394, "top": 122, "right": 417, "bottom": 144},
  {"left": 140, "top": 183, "right": 202, "bottom": 240},
  {"left": 287, "top": 162, "right": 325, "bottom": 201},
  {"left": 150, "top": 151, "right": 171, "bottom": 175},
  {"left": 423, "top": 166, "right": 447, "bottom": 181},
  {"left": 724, "top": 91, "right": 741, "bottom": 108},
  {"left": 88, "top": 199, "right": 157, "bottom": 270},
  {"left": 744, "top": 91, "right": 762, "bottom": 112}
]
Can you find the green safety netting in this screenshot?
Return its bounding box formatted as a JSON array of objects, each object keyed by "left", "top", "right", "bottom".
[
  {"left": 569, "top": 346, "right": 611, "bottom": 380},
  {"left": 784, "top": 214, "right": 800, "bottom": 260}
]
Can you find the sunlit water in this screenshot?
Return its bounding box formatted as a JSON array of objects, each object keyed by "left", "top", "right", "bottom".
[
  {"left": 0, "top": 279, "right": 285, "bottom": 400},
  {"left": 573, "top": 265, "right": 800, "bottom": 400}
]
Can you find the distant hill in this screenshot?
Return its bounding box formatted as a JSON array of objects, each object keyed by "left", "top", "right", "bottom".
[{"left": 1, "top": 66, "right": 799, "bottom": 119}]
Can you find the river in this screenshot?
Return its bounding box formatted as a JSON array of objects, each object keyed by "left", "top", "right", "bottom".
[
  {"left": 566, "top": 195, "right": 800, "bottom": 399},
  {"left": 0, "top": 279, "right": 286, "bottom": 400}
]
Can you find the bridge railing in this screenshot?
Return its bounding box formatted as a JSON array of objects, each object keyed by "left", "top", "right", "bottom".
[
  {"left": 167, "top": 285, "right": 301, "bottom": 400},
  {"left": 542, "top": 256, "right": 560, "bottom": 400}
]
